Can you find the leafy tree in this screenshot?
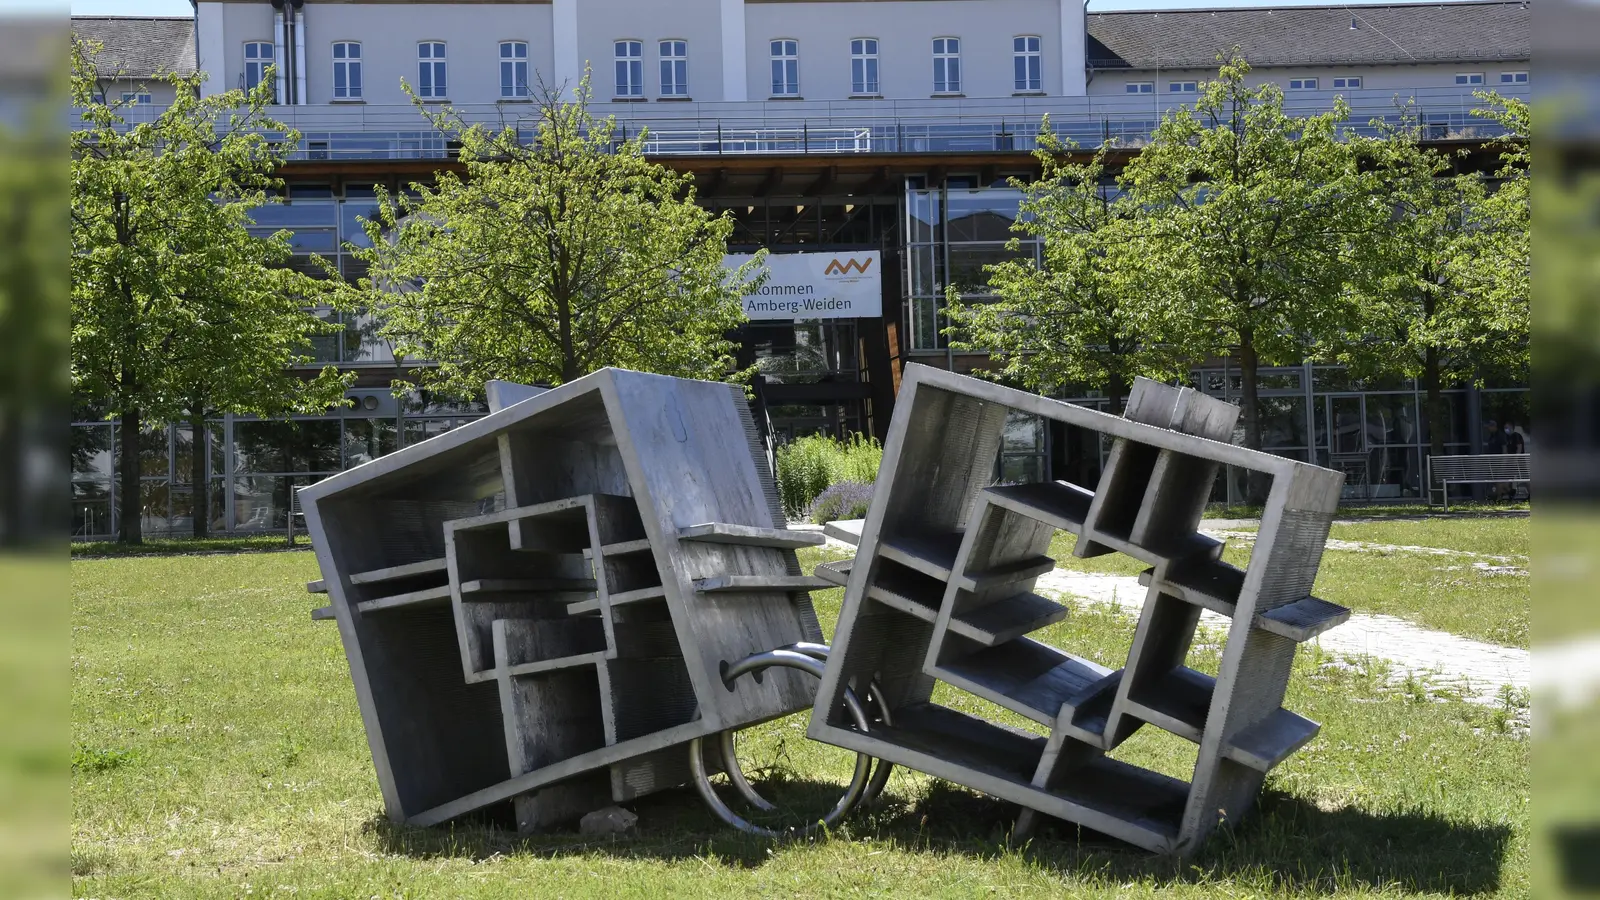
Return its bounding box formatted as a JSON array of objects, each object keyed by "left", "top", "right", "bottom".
[
  {"left": 355, "top": 75, "right": 761, "bottom": 393},
  {"left": 71, "top": 42, "right": 349, "bottom": 542},
  {"left": 1333, "top": 100, "right": 1529, "bottom": 460},
  {"left": 1121, "top": 56, "right": 1385, "bottom": 500},
  {"left": 946, "top": 125, "right": 1199, "bottom": 412}
]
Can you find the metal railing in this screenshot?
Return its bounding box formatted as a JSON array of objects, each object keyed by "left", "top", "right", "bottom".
[{"left": 87, "top": 84, "right": 1528, "bottom": 161}]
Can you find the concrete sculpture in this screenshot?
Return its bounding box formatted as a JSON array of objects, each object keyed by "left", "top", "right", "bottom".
[
  {"left": 301, "top": 368, "right": 833, "bottom": 832},
  {"left": 806, "top": 363, "right": 1350, "bottom": 855}
]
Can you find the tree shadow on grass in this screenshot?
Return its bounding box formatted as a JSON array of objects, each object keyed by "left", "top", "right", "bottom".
[{"left": 367, "top": 779, "right": 1512, "bottom": 895}]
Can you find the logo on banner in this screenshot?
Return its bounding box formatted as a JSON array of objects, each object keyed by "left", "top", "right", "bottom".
[{"left": 824, "top": 257, "right": 874, "bottom": 276}]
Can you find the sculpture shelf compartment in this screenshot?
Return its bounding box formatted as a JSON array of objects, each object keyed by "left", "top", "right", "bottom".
[
  {"left": 808, "top": 363, "right": 1351, "bottom": 856},
  {"left": 300, "top": 369, "right": 826, "bottom": 832}
]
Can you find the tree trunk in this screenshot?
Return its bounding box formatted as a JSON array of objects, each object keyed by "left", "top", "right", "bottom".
[
  {"left": 1105, "top": 374, "right": 1127, "bottom": 416},
  {"left": 1237, "top": 329, "right": 1268, "bottom": 505},
  {"left": 190, "top": 408, "right": 209, "bottom": 539},
  {"left": 1423, "top": 343, "right": 1447, "bottom": 451},
  {"left": 118, "top": 404, "right": 142, "bottom": 544}
]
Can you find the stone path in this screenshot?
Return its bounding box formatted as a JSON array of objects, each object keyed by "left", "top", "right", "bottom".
[
  {"left": 798, "top": 519, "right": 1531, "bottom": 705},
  {"left": 1203, "top": 529, "right": 1526, "bottom": 565},
  {"left": 1034, "top": 569, "right": 1529, "bottom": 705}
]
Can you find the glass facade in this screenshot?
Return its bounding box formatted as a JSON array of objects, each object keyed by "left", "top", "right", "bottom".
[
  {"left": 902, "top": 181, "right": 1529, "bottom": 504},
  {"left": 71, "top": 396, "right": 485, "bottom": 540}
]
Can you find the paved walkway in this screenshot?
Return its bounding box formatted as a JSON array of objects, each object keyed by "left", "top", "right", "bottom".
[
  {"left": 799, "top": 518, "right": 1531, "bottom": 704},
  {"left": 1034, "top": 569, "right": 1529, "bottom": 705}
]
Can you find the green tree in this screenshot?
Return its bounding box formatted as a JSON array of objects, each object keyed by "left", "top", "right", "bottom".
[
  {"left": 1122, "top": 56, "right": 1384, "bottom": 499},
  {"left": 1333, "top": 101, "right": 1529, "bottom": 460},
  {"left": 71, "top": 42, "right": 349, "bottom": 543},
  {"left": 355, "top": 76, "right": 761, "bottom": 393},
  {"left": 946, "top": 125, "right": 1198, "bottom": 412}
]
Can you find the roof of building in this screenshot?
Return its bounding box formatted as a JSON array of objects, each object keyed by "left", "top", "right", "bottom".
[
  {"left": 1086, "top": 1, "right": 1531, "bottom": 71},
  {"left": 71, "top": 16, "right": 196, "bottom": 78}
]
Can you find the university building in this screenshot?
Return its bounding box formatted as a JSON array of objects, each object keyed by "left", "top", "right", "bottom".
[{"left": 70, "top": 0, "right": 1530, "bottom": 537}]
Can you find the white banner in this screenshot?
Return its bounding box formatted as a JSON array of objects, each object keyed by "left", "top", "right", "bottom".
[{"left": 725, "top": 250, "right": 883, "bottom": 321}]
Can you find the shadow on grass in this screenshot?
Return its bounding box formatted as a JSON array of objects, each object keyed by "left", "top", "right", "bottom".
[{"left": 367, "top": 780, "right": 1512, "bottom": 895}]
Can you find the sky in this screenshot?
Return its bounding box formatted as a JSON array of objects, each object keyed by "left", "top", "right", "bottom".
[{"left": 39, "top": 0, "right": 1461, "bottom": 16}]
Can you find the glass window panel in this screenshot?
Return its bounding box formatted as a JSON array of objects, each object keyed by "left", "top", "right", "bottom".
[
  {"left": 340, "top": 198, "right": 379, "bottom": 248},
  {"left": 173, "top": 423, "right": 197, "bottom": 483},
  {"left": 998, "top": 455, "right": 1043, "bottom": 485},
  {"left": 112, "top": 425, "right": 170, "bottom": 478},
  {"left": 911, "top": 296, "right": 943, "bottom": 350},
  {"left": 232, "top": 475, "right": 290, "bottom": 530},
  {"left": 906, "top": 190, "right": 941, "bottom": 243},
  {"left": 342, "top": 309, "right": 396, "bottom": 363},
  {"left": 247, "top": 202, "right": 338, "bottom": 229},
  {"left": 1365, "top": 395, "right": 1419, "bottom": 446},
  {"left": 402, "top": 417, "right": 464, "bottom": 447},
  {"left": 1002, "top": 411, "right": 1044, "bottom": 452},
  {"left": 947, "top": 243, "right": 1035, "bottom": 295},
  {"left": 307, "top": 308, "right": 342, "bottom": 363},
  {"left": 944, "top": 190, "right": 1023, "bottom": 241},
  {"left": 138, "top": 479, "right": 173, "bottom": 534},
  {"left": 232, "top": 420, "right": 291, "bottom": 473},
  {"left": 1420, "top": 392, "right": 1470, "bottom": 447},
  {"left": 71, "top": 481, "right": 113, "bottom": 538},
  {"left": 71, "top": 424, "right": 114, "bottom": 480},
  {"left": 1257, "top": 396, "right": 1306, "bottom": 449},
  {"left": 342, "top": 418, "right": 399, "bottom": 468},
  {"left": 908, "top": 244, "right": 939, "bottom": 297}
]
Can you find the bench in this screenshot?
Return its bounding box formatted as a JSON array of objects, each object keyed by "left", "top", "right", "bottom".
[{"left": 1426, "top": 453, "right": 1530, "bottom": 511}]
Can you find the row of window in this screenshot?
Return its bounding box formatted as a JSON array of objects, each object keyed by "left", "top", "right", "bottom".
[
  {"left": 241, "top": 36, "right": 1531, "bottom": 103},
  {"left": 245, "top": 39, "right": 537, "bottom": 99},
  {"left": 627, "top": 35, "right": 1042, "bottom": 98},
  {"left": 1124, "top": 70, "right": 1528, "bottom": 94},
  {"left": 240, "top": 35, "right": 1048, "bottom": 102}
]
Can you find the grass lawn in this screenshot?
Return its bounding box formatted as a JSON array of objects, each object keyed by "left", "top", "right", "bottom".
[{"left": 72, "top": 532, "right": 1528, "bottom": 899}]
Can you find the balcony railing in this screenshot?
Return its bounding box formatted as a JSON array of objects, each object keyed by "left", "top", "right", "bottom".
[{"left": 92, "top": 84, "right": 1529, "bottom": 161}]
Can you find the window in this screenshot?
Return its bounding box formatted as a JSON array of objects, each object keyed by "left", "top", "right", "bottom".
[
  {"left": 417, "top": 42, "right": 447, "bottom": 98},
  {"left": 932, "top": 37, "right": 961, "bottom": 94},
  {"left": 850, "top": 38, "right": 878, "bottom": 95},
  {"left": 659, "top": 40, "right": 688, "bottom": 97},
  {"left": 1126, "top": 81, "right": 1153, "bottom": 94},
  {"left": 1013, "top": 35, "right": 1041, "bottom": 92},
  {"left": 1288, "top": 77, "right": 1318, "bottom": 90},
  {"left": 615, "top": 40, "right": 643, "bottom": 97},
  {"left": 243, "top": 41, "right": 273, "bottom": 89},
  {"left": 770, "top": 40, "right": 799, "bottom": 96},
  {"left": 499, "top": 41, "right": 529, "bottom": 98},
  {"left": 1332, "top": 75, "right": 1362, "bottom": 89},
  {"left": 1500, "top": 71, "right": 1528, "bottom": 84},
  {"left": 1167, "top": 81, "right": 1197, "bottom": 93},
  {"left": 1455, "top": 72, "right": 1484, "bottom": 85},
  {"left": 120, "top": 91, "right": 152, "bottom": 104},
  {"left": 332, "top": 41, "right": 362, "bottom": 99}
]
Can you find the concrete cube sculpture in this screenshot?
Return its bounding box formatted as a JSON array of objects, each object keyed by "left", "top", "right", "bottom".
[
  {"left": 301, "top": 368, "right": 830, "bottom": 831},
  {"left": 807, "top": 364, "right": 1350, "bottom": 856}
]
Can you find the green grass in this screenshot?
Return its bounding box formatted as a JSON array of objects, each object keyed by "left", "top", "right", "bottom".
[
  {"left": 1325, "top": 517, "right": 1528, "bottom": 560},
  {"left": 72, "top": 539, "right": 1528, "bottom": 898},
  {"left": 1204, "top": 502, "right": 1530, "bottom": 521},
  {"left": 71, "top": 534, "right": 306, "bottom": 558}
]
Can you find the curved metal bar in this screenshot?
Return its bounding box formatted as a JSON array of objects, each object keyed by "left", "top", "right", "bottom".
[
  {"left": 777, "top": 642, "right": 896, "bottom": 807},
  {"left": 690, "top": 650, "right": 873, "bottom": 838}
]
